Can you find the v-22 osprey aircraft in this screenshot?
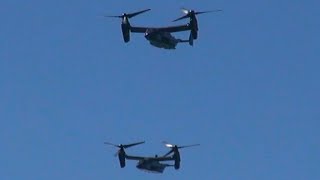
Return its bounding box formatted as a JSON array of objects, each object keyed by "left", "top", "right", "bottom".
[
  {"left": 105, "top": 8, "right": 221, "bottom": 49},
  {"left": 105, "top": 141, "right": 199, "bottom": 173}
]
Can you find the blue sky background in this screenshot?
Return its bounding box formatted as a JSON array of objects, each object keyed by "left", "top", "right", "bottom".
[{"left": 1, "top": 0, "right": 319, "bottom": 179}]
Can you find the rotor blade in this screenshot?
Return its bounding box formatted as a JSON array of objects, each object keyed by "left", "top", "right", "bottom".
[
  {"left": 178, "top": 144, "right": 200, "bottom": 149},
  {"left": 181, "top": 8, "right": 190, "bottom": 14},
  {"left": 127, "top": 9, "right": 151, "bottom": 18},
  {"left": 114, "top": 150, "right": 120, "bottom": 157},
  {"left": 122, "top": 141, "right": 145, "bottom": 148},
  {"left": 163, "top": 149, "right": 174, "bottom": 157},
  {"left": 162, "top": 141, "right": 174, "bottom": 148},
  {"left": 163, "top": 141, "right": 200, "bottom": 149},
  {"left": 104, "top": 9, "right": 150, "bottom": 19},
  {"left": 195, "top": 10, "right": 222, "bottom": 15},
  {"left": 104, "top": 142, "right": 120, "bottom": 147},
  {"left": 103, "top": 15, "right": 122, "bottom": 18},
  {"left": 173, "top": 14, "right": 189, "bottom": 22},
  {"left": 165, "top": 144, "right": 174, "bottom": 148}
]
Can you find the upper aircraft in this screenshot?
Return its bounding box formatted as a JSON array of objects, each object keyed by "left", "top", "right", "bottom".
[{"left": 105, "top": 8, "right": 221, "bottom": 49}]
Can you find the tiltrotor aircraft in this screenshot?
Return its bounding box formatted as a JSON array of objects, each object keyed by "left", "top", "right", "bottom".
[
  {"left": 106, "top": 8, "right": 221, "bottom": 49},
  {"left": 105, "top": 141, "right": 199, "bottom": 173}
]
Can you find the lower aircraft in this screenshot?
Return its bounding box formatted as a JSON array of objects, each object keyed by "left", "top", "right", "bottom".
[{"left": 104, "top": 141, "right": 199, "bottom": 173}]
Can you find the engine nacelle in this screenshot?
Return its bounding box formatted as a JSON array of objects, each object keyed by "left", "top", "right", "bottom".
[
  {"left": 121, "top": 23, "right": 130, "bottom": 43},
  {"left": 173, "top": 151, "right": 181, "bottom": 169},
  {"left": 174, "top": 160, "right": 180, "bottom": 169},
  {"left": 191, "top": 29, "right": 198, "bottom": 40},
  {"left": 118, "top": 150, "right": 126, "bottom": 168},
  {"left": 190, "top": 16, "right": 199, "bottom": 40}
]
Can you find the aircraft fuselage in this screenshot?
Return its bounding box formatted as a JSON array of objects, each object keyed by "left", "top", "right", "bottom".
[
  {"left": 136, "top": 159, "right": 170, "bottom": 173},
  {"left": 144, "top": 30, "right": 180, "bottom": 49}
]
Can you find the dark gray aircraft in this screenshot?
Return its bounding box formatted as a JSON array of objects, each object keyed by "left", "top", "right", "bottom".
[
  {"left": 105, "top": 8, "right": 221, "bottom": 49},
  {"left": 104, "top": 141, "right": 199, "bottom": 173}
]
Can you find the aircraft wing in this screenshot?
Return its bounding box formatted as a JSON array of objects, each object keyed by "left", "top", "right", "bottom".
[
  {"left": 125, "top": 154, "right": 145, "bottom": 160},
  {"left": 150, "top": 156, "right": 174, "bottom": 161},
  {"left": 130, "top": 24, "right": 191, "bottom": 33},
  {"left": 130, "top": 26, "right": 149, "bottom": 33},
  {"left": 156, "top": 24, "right": 191, "bottom": 33},
  {"left": 125, "top": 155, "right": 174, "bottom": 161}
]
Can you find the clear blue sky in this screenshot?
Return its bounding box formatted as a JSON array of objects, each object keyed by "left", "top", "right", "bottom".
[{"left": 1, "top": 0, "right": 319, "bottom": 179}]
